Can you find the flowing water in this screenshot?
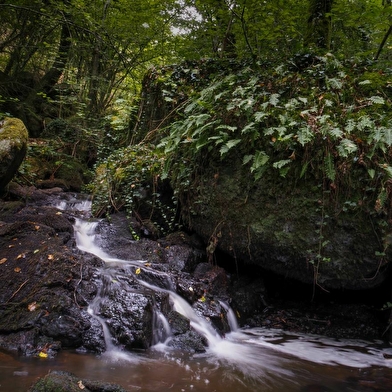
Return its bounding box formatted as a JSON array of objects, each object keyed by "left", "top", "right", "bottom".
[{"left": 1, "top": 197, "right": 392, "bottom": 392}]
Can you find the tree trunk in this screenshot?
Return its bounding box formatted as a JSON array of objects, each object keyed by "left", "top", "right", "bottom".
[{"left": 305, "top": 0, "right": 333, "bottom": 50}]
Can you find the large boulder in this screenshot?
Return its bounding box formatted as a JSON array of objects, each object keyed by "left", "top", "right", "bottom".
[
  {"left": 0, "top": 117, "right": 28, "bottom": 192},
  {"left": 180, "top": 159, "right": 390, "bottom": 291}
]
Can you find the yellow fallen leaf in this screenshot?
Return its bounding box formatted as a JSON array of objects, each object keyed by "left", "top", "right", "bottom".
[
  {"left": 0, "top": 258, "right": 7, "bottom": 264},
  {"left": 56, "top": 211, "right": 62, "bottom": 215},
  {"left": 14, "top": 267, "right": 21, "bottom": 273},
  {"left": 38, "top": 351, "right": 48, "bottom": 358},
  {"left": 34, "top": 249, "right": 39, "bottom": 254},
  {"left": 135, "top": 267, "right": 141, "bottom": 275},
  {"left": 78, "top": 380, "right": 85, "bottom": 390}
]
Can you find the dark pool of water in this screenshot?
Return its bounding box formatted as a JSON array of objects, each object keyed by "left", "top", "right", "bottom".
[{"left": 2, "top": 328, "right": 392, "bottom": 392}]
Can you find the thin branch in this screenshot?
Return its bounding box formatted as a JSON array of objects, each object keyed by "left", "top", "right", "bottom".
[{"left": 374, "top": 25, "right": 392, "bottom": 60}]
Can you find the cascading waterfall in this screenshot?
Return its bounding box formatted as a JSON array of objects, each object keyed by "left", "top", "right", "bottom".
[
  {"left": 71, "top": 210, "right": 392, "bottom": 367},
  {"left": 4, "top": 195, "right": 392, "bottom": 392},
  {"left": 50, "top": 196, "right": 392, "bottom": 391}
]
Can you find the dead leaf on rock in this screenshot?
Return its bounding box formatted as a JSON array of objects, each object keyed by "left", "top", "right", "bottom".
[
  {"left": 0, "top": 258, "right": 7, "bottom": 264},
  {"left": 28, "top": 302, "right": 37, "bottom": 311}
]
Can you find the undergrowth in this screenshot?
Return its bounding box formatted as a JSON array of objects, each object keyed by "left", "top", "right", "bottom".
[{"left": 90, "top": 55, "right": 392, "bottom": 248}]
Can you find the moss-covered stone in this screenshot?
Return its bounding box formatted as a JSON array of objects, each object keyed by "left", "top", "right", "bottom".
[
  {"left": 0, "top": 117, "right": 28, "bottom": 192},
  {"left": 28, "top": 371, "right": 128, "bottom": 392}
]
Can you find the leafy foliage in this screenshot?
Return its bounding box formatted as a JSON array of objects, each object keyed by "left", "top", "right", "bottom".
[
  {"left": 157, "top": 55, "right": 392, "bottom": 194},
  {"left": 88, "top": 145, "right": 179, "bottom": 238}
]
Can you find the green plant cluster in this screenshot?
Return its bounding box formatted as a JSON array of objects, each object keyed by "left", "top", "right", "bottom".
[
  {"left": 90, "top": 55, "right": 392, "bottom": 247},
  {"left": 89, "top": 144, "right": 179, "bottom": 238},
  {"left": 17, "top": 118, "right": 96, "bottom": 188},
  {"left": 158, "top": 55, "right": 392, "bottom": 213}
]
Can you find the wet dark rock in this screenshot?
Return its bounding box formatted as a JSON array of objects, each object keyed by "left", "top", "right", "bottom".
[
  {"left": 181, "top": 161, "right": 391, "bottom": 291},
  {"left": 0, "top": 189, "right": 105, "bottom": 356},
  {"left": 193, "top": 298, "right": 231, "bottom": 335},
  {"left": 167, "top": 310, "right": 190, "bottom": 335},
  {"left": 100, "top": 290, "right": 154, "bottom": 350},
  {"left": 168, "top": 330, "right": 206, "bottom": 353},
  {"left": 28, "top": 370, "right": 128, "bottom": 392},
  {"left": 229, "top": 276, "right": 268, "bottom": 321}
]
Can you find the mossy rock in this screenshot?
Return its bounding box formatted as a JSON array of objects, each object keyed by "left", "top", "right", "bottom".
[
  {"left": 180, "top": 157, "right": 391, "bottom": 291},
  {"left": 28, "top": 371, "right": 128, "bottom": 392},
  {"left": 0, "top": 117, "right": 28, "bottom": 192}
]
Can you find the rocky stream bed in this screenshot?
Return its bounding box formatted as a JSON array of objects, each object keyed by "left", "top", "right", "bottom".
[{"left": 0, "top": 183, "right": 391, "bottom": 391}]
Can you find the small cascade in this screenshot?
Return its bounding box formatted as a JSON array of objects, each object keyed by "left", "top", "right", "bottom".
[
  {"left": 56, "top": 196, "right": 92, "bottom": 215},
  {"left": 65, "top": 198, "right": 392, "bottom": 386},
  {"left": 220, "top": 301, "right": 239, "bottom": 331},
  {"left": 72, "top": 212, "right": 240, "bottom": 356}
]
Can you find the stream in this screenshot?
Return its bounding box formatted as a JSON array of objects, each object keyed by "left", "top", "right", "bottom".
[{"left": 1, "top": 197, "right": 392, "bottom": 391}]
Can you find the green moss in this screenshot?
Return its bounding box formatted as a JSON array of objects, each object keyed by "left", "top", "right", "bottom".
[{"left": 0, "top": 117, "right": 28, "bottom": 155}]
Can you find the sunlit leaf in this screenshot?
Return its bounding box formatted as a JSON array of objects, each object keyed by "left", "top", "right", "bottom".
[
  {"left": 135, "top": 267, "right": 141, "bottom": 275},
  {"left": 38, "top": 352, "right": 48, "bottom": 358},
  {"left": 0, "top": 258, "right": 7, "bottom": 264}
]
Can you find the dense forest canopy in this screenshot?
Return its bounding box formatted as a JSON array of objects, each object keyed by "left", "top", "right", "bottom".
[{"left": 0, "top": 0, "right": 391, "bottom": 133}]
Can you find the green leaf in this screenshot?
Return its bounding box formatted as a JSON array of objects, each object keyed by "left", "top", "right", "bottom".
[
  {"left": 241, "top": 122, "right": 256, "bottom": 134},
  {"left": 254, "top": 112, "right": 268, "bottom": 122},
  {"left": 269, "top": 93, "right": 280, "bottom": 106},
  {"left": 297, "top": 126, "right": 313, "bottom": 146},
  {"left": 383, "top": 128, "right": 392, "bottom": 146},
  {"left": 337, "top": 138, "right": 357, "bottom": 157},
  {"left": 367, "top": 169, "right": 375, "bottom": 179},
  {"left": 324, "top": 153, "right": 335, "bottom": 182},
  {"left": 243, "top": 154, "right": 253, "bottom": 165},
  {"left": 369, "top": 96, "right": 385, "bottom": 105},
  {"left": 272, "top": 159, "right": 291, "bottom": 169},
  {"left": 220, "top": 139, "right": 241, "bottom": 156},
  {"left": 250, "top": 150, "right": 269, "bottom": 172},
  {"left": 329, "top": 127, "right": 343, "bottom": 139}
]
